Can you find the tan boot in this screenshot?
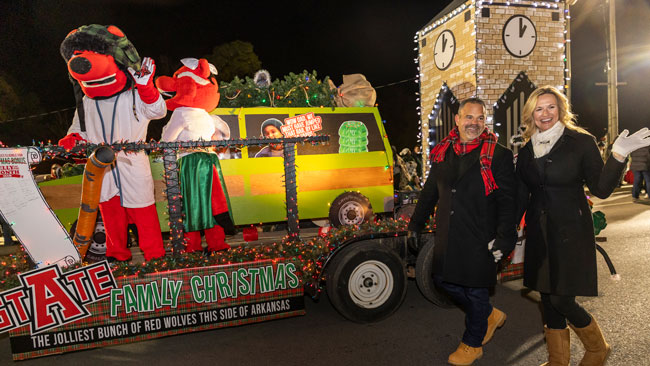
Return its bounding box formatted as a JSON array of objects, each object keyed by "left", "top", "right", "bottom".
[
  {"left": 482, "top": 307, "right": 506, "bottom": 345},
  {"left": 570, "top": 317, "right": 611, "bottom": 366},
  {"left": 540, "top": 326, "right": 570, "bottom": 366},
  {"left": 448, "top": 342, "right": 483, "bottom": 365}
]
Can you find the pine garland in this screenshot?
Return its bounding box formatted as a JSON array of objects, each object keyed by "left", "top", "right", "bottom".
[
  {"left": 218, "top": 70, "right": 337, "bottom": 108},
  {"left": 0, "top": 217, "right": 421, "bottom": 292}
]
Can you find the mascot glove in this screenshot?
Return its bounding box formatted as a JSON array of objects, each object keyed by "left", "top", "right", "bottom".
[
  {"left": 488, "top": 239, "right": 503, "bottom": 263},
  {"left": 58, "top": 133, "right": 86, "bottom": 151},
  {"left": 128, "top": 57, "right": 160, "bottom": 104},
  {"left": 612, "top": 128, "right": 650, "bottom": 159}
]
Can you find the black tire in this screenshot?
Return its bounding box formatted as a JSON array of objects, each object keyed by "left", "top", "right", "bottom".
[
  {"left": 328, "top": 192, "right": 373, "bottom": 227},
  {"left": 326, "top": 241, "right": 407, "bottom": 323},
  {"left": 50, "top": 164, "right": 62, "bottom": 179},
  {"left": 394, "top": 204, "right": 415, "bottom": 220},
  {"left": 69, "top": 216, "right": 107, "bottom": 263},
  {"left": 415, "top": 237, "right": 455, "bottom": 308}
]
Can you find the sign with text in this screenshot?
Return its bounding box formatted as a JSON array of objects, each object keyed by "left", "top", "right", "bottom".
[
  {"left": 0, "top": 147, "right": 80, "bottom": 268},
  {"left": 8, "top": 259, "right": 304, "bottom": 360},
  {"left": 0, "top": 261, "right": 116, "bottom": 335},
  {"left": 281, "top": 112, "right": 323, "bottom": 137}
]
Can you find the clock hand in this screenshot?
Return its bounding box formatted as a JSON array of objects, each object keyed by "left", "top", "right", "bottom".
[
  {"left": 519, "top": 17, "right": 527, "bottom": 37},
  {"left": 442, "top": 35, "right": 447, "bottom": 52}
]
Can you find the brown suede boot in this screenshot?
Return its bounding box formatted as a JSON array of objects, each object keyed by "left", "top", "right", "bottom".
[
  {"left": 540, "top": 326, "right": 570, "bottom": 366},
  {"left": 570, "top": 317, "right": 611, "bottom": 366},
  {"left": 448, "top": 342, "right": 483, "bottom": 365},
  {"left": 482, "top": 307, "right": 506, "bottom": 345}
]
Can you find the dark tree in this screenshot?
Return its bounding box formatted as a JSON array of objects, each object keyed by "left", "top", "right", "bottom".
[{"left": 205, "top": 41, "right": 262, "bottom": 82}]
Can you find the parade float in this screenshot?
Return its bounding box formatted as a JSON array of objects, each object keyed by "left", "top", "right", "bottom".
[
  {"left": 0, "top": 22, "right": 418, "bottom": 359},
  {"left": 0, "top": 0, "right": 588, "bottom": 359}
]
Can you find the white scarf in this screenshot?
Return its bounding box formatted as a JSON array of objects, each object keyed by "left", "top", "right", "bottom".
[{"left": 531, "top": 122, "right": 565, "bottom": 158}]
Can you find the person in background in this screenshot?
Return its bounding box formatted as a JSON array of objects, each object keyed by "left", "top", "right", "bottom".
[
  {"left": 397, "top": 148, "right": 420, "bottom": 190},
  {"left": 630, "top": 145, "right": 650, "bottom": 202},
  {"left": 255, "top": 118, "right": 285, "bottom": 158},
  {"left": 0, "top": 216, "right": 15, "bottom": 245},
  {"left": 413, "top": 144, "right": 424, "bottom": 179},
  {"left": 408, "top": 97, "right": 517, "bottom": 366},
  {"left": 391, "top": 145, "right": 402, "bottom": 191},
  {"left": 515, "top": 85, "right": 650, "bottom": 366}
]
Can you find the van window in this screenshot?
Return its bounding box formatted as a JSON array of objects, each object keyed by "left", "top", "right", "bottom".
[
  {"left": 297, "top": 113, "right": 384, "bottom": 155},
  {"left": 210, "top": 114, "right": 242, "bottom": 159},
  {"left": 241, "top": 114, "right": 290, "bottom": 158}
]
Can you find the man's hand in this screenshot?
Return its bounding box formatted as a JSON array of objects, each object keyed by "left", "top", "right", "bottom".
[
  {"left": 488, "top": 239, "right": 503, "bottom": 263},
  {"left": 407, "top": 231, "right": 421, "bottom": 254}
]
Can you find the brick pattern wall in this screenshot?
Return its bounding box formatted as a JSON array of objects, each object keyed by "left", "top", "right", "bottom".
[
  {"left": 476, "top": 2, "right": 567, "bottom": 115},
  {"left": 418, "top": 1, "right": 475, "bottom": 151},
  {"left": 417, "top": 1, "right": 568, "bottom": 154}
]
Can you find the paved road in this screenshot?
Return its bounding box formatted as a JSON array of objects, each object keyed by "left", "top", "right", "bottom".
[{"left": 0, "top": 188, "right": 648, "bottom": 365}]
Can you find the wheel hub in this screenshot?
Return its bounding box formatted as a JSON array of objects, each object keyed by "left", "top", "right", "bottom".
[
  {"left": 347, "top": 260, "right": 394, "bottom": 309},
  {"left": 339, "top": 201, "right": 364, "bottom": 226}
]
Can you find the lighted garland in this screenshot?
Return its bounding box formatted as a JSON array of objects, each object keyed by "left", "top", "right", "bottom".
[
  {"left": 0, "top": 217, "right": 438, "bottom": 293},
  {"left": 0, "top": 248, "right": 33, "bottom": 290},
  {"left": 218, "top": 70, "right": 336, "bottom": 108}
]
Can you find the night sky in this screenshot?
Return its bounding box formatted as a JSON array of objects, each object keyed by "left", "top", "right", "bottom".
[{"left": 1, "top": 0, "right": 649, "bottom": 149}]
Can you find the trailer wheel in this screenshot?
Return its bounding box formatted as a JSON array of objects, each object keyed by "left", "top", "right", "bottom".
[
  {"left": 326, "top": 241, "right": 406, "bottom": 323},
  {"left": 329, "top": 192, "right": 373, "bottom": 227},
  {"left": 70, "top": 215, "right": 107, "bottom": 263},
  {"left": 415, "top": 237, "right": 455, "bottom": 308}
]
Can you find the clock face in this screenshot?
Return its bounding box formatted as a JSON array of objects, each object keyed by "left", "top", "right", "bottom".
[
  {"left": 434, "top": 30, "right": 456, "bottom": 70},
  {"left": 502, "top": 15, "right": 537, "bottom": 58}
]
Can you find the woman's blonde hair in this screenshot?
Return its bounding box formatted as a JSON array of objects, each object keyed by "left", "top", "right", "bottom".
[{"left": 520, "top": 85, "right": 590, "bottom": 141}]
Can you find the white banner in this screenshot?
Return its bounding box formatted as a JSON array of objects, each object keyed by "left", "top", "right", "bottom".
[{"left": 0, "top": 147, "right": 79, "bottom": 267}]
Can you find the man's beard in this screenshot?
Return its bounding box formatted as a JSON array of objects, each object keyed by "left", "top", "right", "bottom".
[{"left": 464, "top": 125, "right": 483, "bottom": 137}]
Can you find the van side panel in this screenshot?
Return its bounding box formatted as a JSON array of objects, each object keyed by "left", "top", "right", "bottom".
[
  {"left": 211, "top": 107, "right": 394, "bottom": 226},
  {"left": 40, "top": 107, "right": 395, "bottom": 231}
]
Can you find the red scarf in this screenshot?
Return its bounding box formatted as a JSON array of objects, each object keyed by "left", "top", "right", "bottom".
[{"left": 430, "top": 127, "right": 499, "bottom": 195}]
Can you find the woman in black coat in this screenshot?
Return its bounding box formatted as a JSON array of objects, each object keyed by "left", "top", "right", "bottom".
[{"left": 516, "top": 86, "right": 650, "bottom": 366}]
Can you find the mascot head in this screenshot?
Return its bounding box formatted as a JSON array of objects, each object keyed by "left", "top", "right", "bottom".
[
  {"left": 60, "top": 24, "right": 141, "bottom": 99},
  {"left": 155, "top": 58, "right": 220, "bottom": 112}
]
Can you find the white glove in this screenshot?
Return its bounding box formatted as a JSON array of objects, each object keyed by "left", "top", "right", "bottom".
[
  {"left": 488, "top": 239, "right": 503, "bottom": 263},
  {"left": 128, "top": 57, "right": 156, "bottom": 86},
  {"left": 611, "top": 128, "right": 650, "bottom": 159}
]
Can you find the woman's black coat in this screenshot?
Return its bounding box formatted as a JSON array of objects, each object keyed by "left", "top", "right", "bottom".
[
  {"left": 409, "top": 143, "right": 517, "bottom": 288},
  {"left": 516, "top": 128, "right": 626, "bottom": 296}
]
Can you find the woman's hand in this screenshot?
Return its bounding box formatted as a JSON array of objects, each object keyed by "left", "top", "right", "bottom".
[{"left": 611, "top": 128, "right": 650, "bottom": 161}]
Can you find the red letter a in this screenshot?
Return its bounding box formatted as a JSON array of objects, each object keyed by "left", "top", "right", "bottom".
[{"left": 21, "top": 266, "right": 89, "bottom": 333}]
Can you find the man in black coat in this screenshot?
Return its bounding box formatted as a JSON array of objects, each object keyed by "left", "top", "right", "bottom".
[
  {"left": 630, "top": 145, "right": 650, "bottom": 202},
  {"left": 408, "top": 98, "right": 517, "bottom": 366}
]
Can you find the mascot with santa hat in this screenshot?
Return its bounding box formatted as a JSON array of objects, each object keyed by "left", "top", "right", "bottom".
[{"left": 157, "top": 58, "right": 235, "bottom": 253}]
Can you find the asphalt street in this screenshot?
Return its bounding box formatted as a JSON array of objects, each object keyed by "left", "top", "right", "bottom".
[{"left": 0, "top": 187, "right": 648, "bottom": 365}]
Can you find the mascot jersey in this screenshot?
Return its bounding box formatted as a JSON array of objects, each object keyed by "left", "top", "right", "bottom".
[
  {"left": 161, "top": 107, "right": 215, "bottom": 153},
  {"left": 157, "top": 58, "right": 234, "bottom": 252},
  {"left": 68, "top": 93, "right": 166, "bottom": 207}
]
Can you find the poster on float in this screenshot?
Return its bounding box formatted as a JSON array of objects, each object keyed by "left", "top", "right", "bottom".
[
  {"left": 6, "top": 259, "right": 304, "bottom": 360},
  {"left": 0, "top": 147, "right": 80, "bottom": 268}
]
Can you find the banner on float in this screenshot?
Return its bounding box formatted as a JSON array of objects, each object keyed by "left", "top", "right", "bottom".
[
  {"left": 281, "top": 112, "right": 323, "bottom": 137},
  {"left": 7, "top": 259, "right": 305, "bottom": 360},
  {"left": 0, "top": 147, "right": 80, "bottom": 268}
]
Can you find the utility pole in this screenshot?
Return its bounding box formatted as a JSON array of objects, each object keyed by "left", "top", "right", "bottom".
[
  {"left": 606, "top": 0, "right": 619, "bottom": 143},
  {"left": 595, "top": 0, "right": 625, "bottom": 144}
]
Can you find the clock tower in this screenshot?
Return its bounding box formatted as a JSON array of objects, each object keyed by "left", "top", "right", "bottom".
[{"left": 416, "top": 0, "right": 574, "bottom": 156}]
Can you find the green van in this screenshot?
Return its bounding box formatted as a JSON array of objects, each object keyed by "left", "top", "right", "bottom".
[{"left": 38, "top": 107, "right": 395, "bottom": 231}]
